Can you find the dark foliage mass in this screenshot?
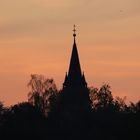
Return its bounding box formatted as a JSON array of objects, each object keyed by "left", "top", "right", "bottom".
[{"left": 0, "top": 75, "right": 140, "bottom": 140}]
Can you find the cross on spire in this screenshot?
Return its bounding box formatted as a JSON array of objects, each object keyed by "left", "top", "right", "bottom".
[{"left": 73, "top": 24, "right": 76, "bottom": 37}]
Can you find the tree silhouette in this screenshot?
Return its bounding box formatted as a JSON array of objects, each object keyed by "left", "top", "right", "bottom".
[
  {"left": 0, "top": 101, "right": 4, "bottom": 115},
  {"left": 0, "top": 101, "right": 5, "bottom": 130},
  {"left": 89, "top": 84, "right": 114, "bottom": 112},
  {"left": 1, "top": 76, "right": 140, "bottom": 139},
  {"left": 28, "top": 74, "right": 58, "bottom": 115},
  {"left": 1, "top": 102, "right": 47, "bottom": 139},
  {"left": 114, "top": 96, "right": 127, "bottom": 112}
]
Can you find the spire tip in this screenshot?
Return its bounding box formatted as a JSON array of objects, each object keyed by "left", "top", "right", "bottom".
[{"left": 73, "top": 24, "right": 76, "bottom": 37}]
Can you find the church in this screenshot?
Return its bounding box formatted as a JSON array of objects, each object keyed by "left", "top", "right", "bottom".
[{"left": 59, "top": 25, "right": 91, "bottom": 116}]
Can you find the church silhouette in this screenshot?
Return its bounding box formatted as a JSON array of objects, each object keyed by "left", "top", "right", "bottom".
[{"left": 59, "top": 25, "right": 91, "bottom": 117}]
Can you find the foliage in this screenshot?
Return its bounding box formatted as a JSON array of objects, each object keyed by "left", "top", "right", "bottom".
[
  {"left": 28, "top": 74, "right": 58, "bottom": 115},
  {"left": 89, "top": 84, "right": 128, "bottom": 113},
  {"left": 89, "top": 84, "right": 114, "bottom": 111},
  {"left": 114, "top": 96, "right": 127, "bottom": 112},
  {"left": 1, "top": 76, "right": 140, "bottom": 139}
]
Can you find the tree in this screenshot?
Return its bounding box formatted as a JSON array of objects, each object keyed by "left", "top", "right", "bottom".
[
  {"left": 89, "top": 87, "right": 98, "bottom": 109},
  {"left": 114, "top": 96, "right": 127, "bottom": 112},
  {"left": 0, "top": 101, "right": 5, "bottom": 128},
  {"left": 89, "top": 84, "right": 114, "bottom": 112},
  {"left": 28, "top": 74, "right": 58, "bottom": 115},
  {"left": 128, "top": 101, "right": 140, "bottom": 113},
  {"left": 0, "top": 101, "right": 4, "bottom": 115},
  {"left": 1, "top": 102, "right": 47, "bottom": 139}
]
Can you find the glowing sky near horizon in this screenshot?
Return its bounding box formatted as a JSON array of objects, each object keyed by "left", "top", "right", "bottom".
[{"left": 0, "top": 0, "right": 140, "bottom": 105}]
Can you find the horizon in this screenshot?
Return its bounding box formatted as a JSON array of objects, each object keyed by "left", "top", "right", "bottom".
[{"left": 0, "top": 0, "right": 140, "bottom": 106}]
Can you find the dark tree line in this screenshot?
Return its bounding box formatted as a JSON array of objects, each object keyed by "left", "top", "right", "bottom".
[{"left": 0, "top": 74, "right": 140, "bottom": 139}]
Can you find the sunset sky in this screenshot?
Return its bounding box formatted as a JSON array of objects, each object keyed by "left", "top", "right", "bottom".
[{"left": 0, "top": 0, "right": 140, "bottom": 105}]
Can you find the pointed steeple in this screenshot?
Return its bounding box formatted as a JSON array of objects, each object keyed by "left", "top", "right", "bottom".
[
  {"left": 63, "top": 25, "right": 87, "bottom": 87},
  {"left": 61, "top": 26, "right": 91, "bottom": 115}
]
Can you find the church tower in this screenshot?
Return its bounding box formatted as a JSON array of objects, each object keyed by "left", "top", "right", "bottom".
[{"left": 61, "top": 25, "right": 91, "bottom": 114}]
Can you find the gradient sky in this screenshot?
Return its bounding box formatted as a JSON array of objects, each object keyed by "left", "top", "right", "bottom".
[{"left": 0, "top": 0, "right": 140, "bottom": 106}]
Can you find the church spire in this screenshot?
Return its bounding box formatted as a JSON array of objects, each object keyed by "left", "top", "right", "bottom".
[
  {"left": 61, "top": 26, "right": 91, "bottom": 114},
  {"left": 63, "top": 25, "right": 87, "bottom": 87}
]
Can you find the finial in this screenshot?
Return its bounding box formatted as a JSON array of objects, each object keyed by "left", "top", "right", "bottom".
[{"left": 73, "top": 24, "right": 76, "bottom": 37}]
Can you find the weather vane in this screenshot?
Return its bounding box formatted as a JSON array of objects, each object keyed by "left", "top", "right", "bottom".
[{"left": 73, "top": 24, "right": 76, "bottom": 37}]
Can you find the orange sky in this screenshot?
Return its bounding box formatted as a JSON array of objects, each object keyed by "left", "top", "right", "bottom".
[{"left": 0, "top": 0, "right": 140, "bottom": 106}]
